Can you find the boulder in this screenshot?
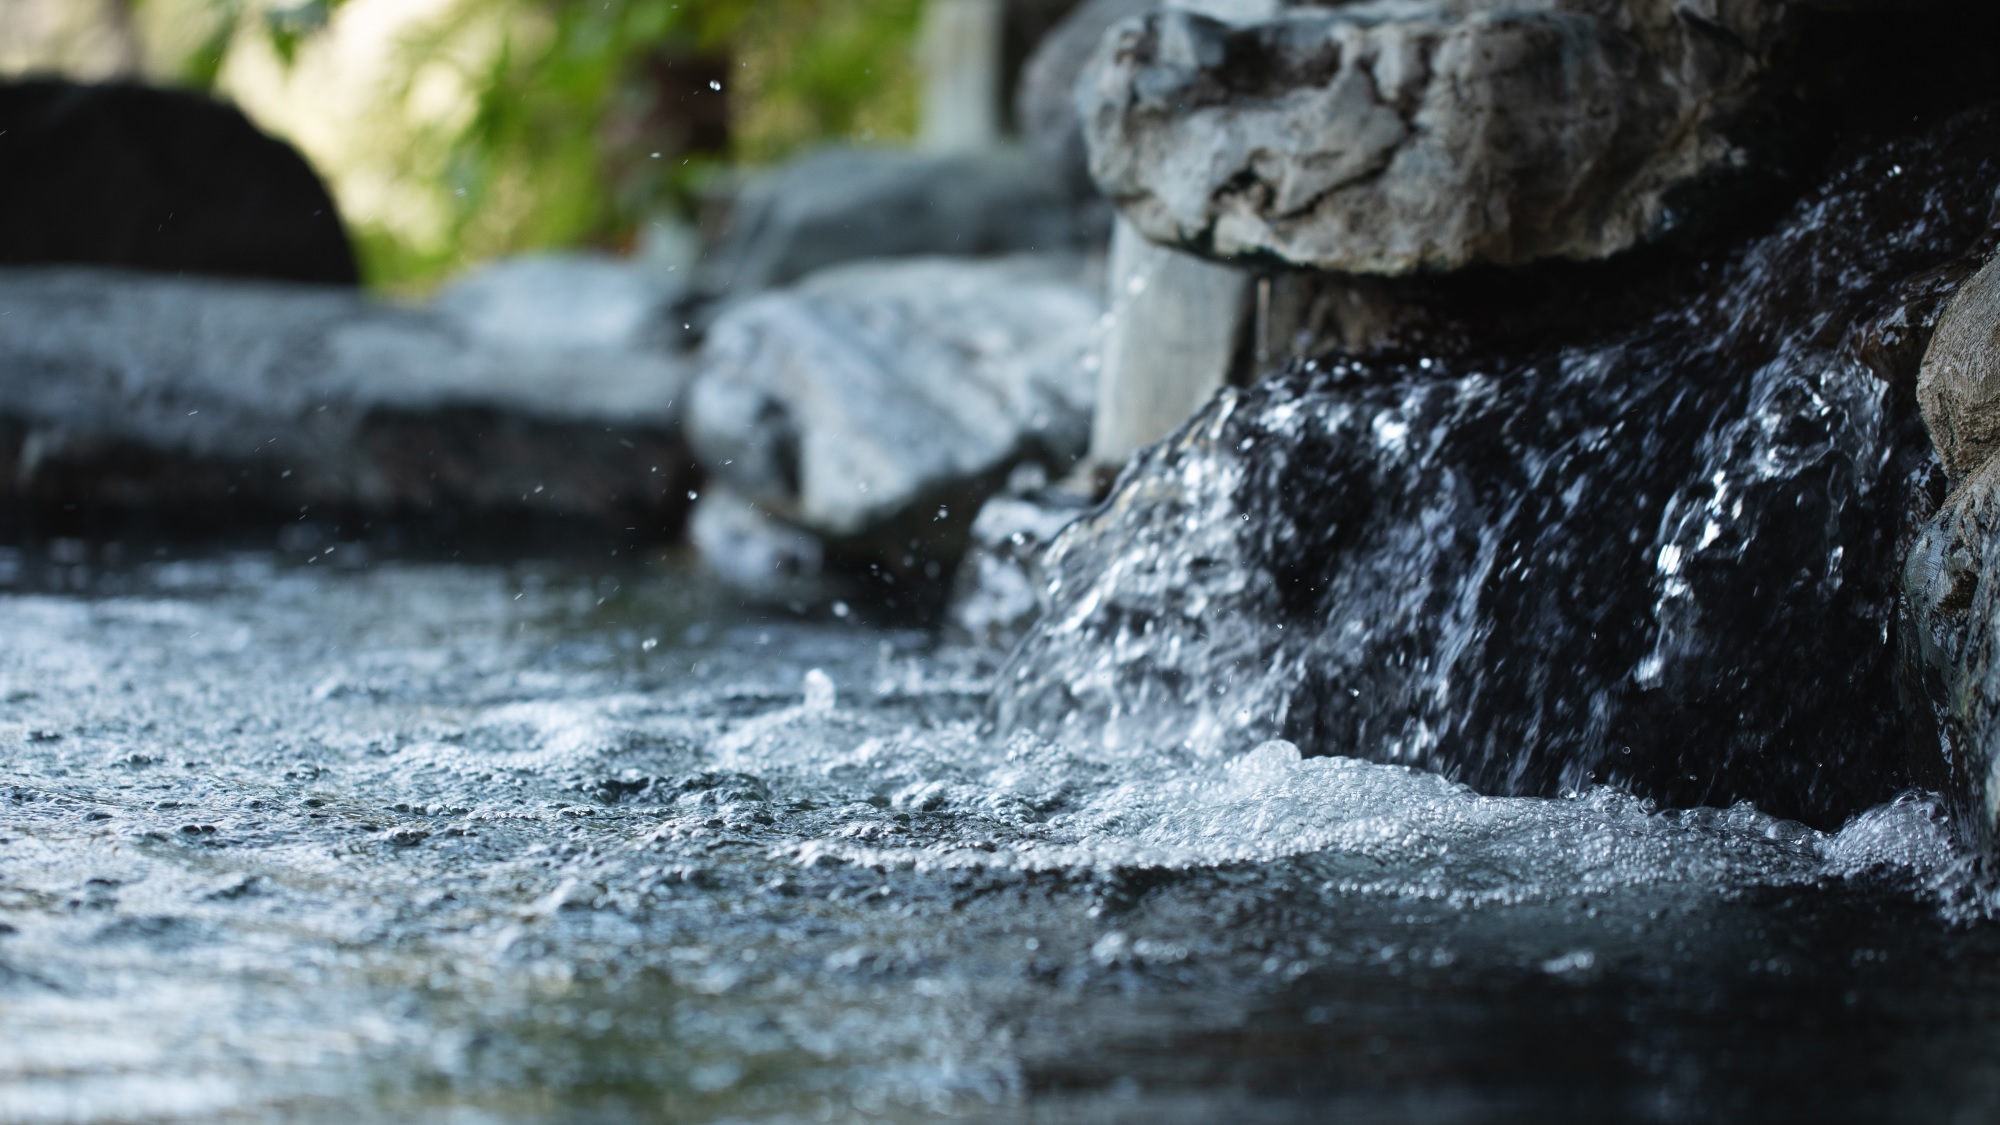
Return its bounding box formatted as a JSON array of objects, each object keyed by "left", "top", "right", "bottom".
[
  {"left": 1074, "top": 0, "right": 1797, "bottom": 273},
  {"left": 692, "top": 146, "right": 1088, "bottom": 301},
  {"left": 1016, "top": 0, "right": 1157, "bottom": 195},
  {"left": 434, "top": 252, "right": 689, "bottom": 354},
  {"left": 1918, "top": 254, "right": 2000, "bottom": 481},
  {"left": 0, "top": 268, "right": 694, "bottom": 539},
  {"left": 687, "top": 254, "right": 1101, "bottom": 578},
  {"left": 0, "top": 80, "right": 357, "bottom": 285}
]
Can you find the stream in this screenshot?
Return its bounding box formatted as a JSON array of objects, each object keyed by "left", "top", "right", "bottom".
[{"left": 0, "top": 551, "right": 1994, "bottom": 1123}]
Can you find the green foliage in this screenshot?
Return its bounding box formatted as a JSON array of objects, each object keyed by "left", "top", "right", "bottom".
[{"left": 147, "top": 0, "right": 926, "bottom": 289}]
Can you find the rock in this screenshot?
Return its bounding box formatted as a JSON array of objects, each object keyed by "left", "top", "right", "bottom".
[
  {"left": 994, "top": 105, "right": 2000, "bottom": 829},
  {"left": 946, "top": 480, "right": 1093, "bottom": 646},
  {"left": 1088, "top": 214, "right": 1251, "bottom": 467},
  {"left": 1016, "top": 0, "right": 1157, "bottom": 195},
  {"left": 434, "top": 252, "right": 688, "bottom": 354},
  {"left": 0, "top": 80, "right": 357, "bottom": 285},
  {"left": 0, "top": 268, "right": 695, "bottom": 539},
  {"left": 1900, "top": 454, "right": 2000, "bottom": 857},
  {"left": 687, "top": 485, "right": 827, "bottom": 594},
  {"left": 1075, "top": 1, "right": 1795, "bottom": 273},
  {"left": 1918, "top": 254, "right": 2000, "bottom": 481},
  {"left": 693, "top": 146, "right": 1088, "bottom": 302},
  {"left": 687, "top": 254, "right": 1101, "bottom": 580}
]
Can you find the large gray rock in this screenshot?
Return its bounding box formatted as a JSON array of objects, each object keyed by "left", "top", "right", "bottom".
[
  {"left": 0, "top": 268, "right": 694, "bottom": 531},
  {"left": 1075, "top": 0, "right": 1799, "bottom": 273},
  {"left": 1918, "top": 254, "right": 2000, "bottom": 481},
  {"left": 1016, "top": 0, "right": 1158, "bottom": 195},
  {"left": 694, "top": 146, "right": 1088, "bottom": 301},
  {"left": 687, "top": 254, "right": 1101, "bottom": 570},
  {"left": 434, "top": 251, "right": 689, "bottom": 354}
]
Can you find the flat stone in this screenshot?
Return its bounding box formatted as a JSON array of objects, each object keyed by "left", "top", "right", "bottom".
[
  {"left": 687, "top": 254, "right": 1101, "bottom": 564},
  {"left": 1075, "top": 0, "right": 1794, "bottom": 273},
  {"left": 0, "top": 268, "right": 695, "bottom": 535},
  {"left": 1918, "top": 254, "right": 2000, "bottom": 480}
]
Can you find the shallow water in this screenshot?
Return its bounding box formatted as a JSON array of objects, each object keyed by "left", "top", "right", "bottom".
[{"left": 1, "top": 553, "right": 1997, "bottom": 1123}]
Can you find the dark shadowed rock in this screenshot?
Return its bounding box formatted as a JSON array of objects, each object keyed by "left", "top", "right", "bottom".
[
  {"left": 0, "top": 269, "right": 694, "bottom": 540},
  {"left": 0, "top": 80, "right": 357, "bottom": 285},
  {"left": 995, "top": 106, "right": 2000, "bottom": 830}
]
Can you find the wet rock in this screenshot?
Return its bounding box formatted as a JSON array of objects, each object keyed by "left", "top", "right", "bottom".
[
  {"left": 687, "top": 255, "right": 1101, "bottom": 583},
  {"left": 687, "top": 485, "right": 827, "bottom": 594},
  {"left": 995, "top": 105, "right": 2000, "bottom": 829},
  {"left": 1918, "top": 255, "right": 2000, "bottom": 481},
  {"left": 0, "top": 79, "right": 357, "bottom": 285},
  {"left": 947, "top": 484, "right": 1093, "bottom": 647},
  {"left": 1075, "top": 1, "right": 1799, "bottom": 272},
  {"left": 0, "top": 268, "right": 696, "bottom": 538},
  {"left": 692, "top": 146, "right": 1089, "bottom": 302}
]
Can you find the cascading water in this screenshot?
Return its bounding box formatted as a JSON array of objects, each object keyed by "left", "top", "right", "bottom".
[
  {"left": 996, "top": 105, "right": 2000, "bottom": 829},
  {"left": 10, "top": 96, "right": 2000, "bottom": 1125}
]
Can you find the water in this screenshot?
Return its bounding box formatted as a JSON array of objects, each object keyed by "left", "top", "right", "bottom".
[
  {"left": 0, "top": 553, "right": 1996, "bottom": 1124},
  {"left": 996, "top": 105, "right": 2000, "bottom": 830}
]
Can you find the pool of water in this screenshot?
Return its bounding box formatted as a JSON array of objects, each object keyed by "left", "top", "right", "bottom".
[{"left": 0, "top": 553, "right": 1995, "bottom": 1123}]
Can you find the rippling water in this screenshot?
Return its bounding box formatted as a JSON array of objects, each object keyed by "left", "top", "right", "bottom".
[{"left": 1, "top": 554, "right": 1997, "bottom": 1123}]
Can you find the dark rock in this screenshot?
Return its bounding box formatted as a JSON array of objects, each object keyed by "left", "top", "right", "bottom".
[
  {"left": 0, "top": 268, "right": 696, "bottom": 543},
  {"left": 995, "top": 105, "right": 2000, "bottom": 829},
  {"left": 0, "top": 80, "right": 357, "bottom": 285}
]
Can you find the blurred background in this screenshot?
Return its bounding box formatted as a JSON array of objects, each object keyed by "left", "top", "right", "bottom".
[{"left": 0, "top": 0, "right": 951, "bottom": 289}]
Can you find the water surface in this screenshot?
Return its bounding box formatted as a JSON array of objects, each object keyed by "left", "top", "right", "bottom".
[{"left": 0, "top": 553, "right": 1992, "bottom": 1123}]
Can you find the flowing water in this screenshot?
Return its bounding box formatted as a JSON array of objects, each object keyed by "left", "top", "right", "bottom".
[
  {"left": 0, "top": 551, "right": 1995, "bottom": 1124},
  {"left": 9, "top": 97, "right": 2000, "bottom": 1125}
]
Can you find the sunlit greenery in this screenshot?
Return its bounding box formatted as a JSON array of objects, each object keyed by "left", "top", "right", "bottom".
[{"left": 132, "top": 0, "right": 926, "bottom": 288}]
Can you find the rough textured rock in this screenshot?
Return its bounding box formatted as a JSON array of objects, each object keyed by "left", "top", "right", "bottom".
[
  {"left": 0, "top": 80, "right": 358, "bottom": 285},
  {"left": 1918, "top": 255, "right": 2000, "bottom": 481},
  {"left": 995, "top": 105, "right": 2000, "bottom": 830},
  {"left": 1900, "top": 454, "right": 2000, "bottom": 858},
  {"left": 1075, "top": 0, "right": 1795, "bottom": 273},
  {"left": 1017, "top": 0, "right": 1157, "bottom": 195},
  {"left": 692, "top": 146, "right": 1089, "bottom": 302},
  {"left": 687, "top": 254, "right": 1101, "bottom": 577},
  {"left": 0, "top": 269, "right": 695, "bottom": 539}
]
